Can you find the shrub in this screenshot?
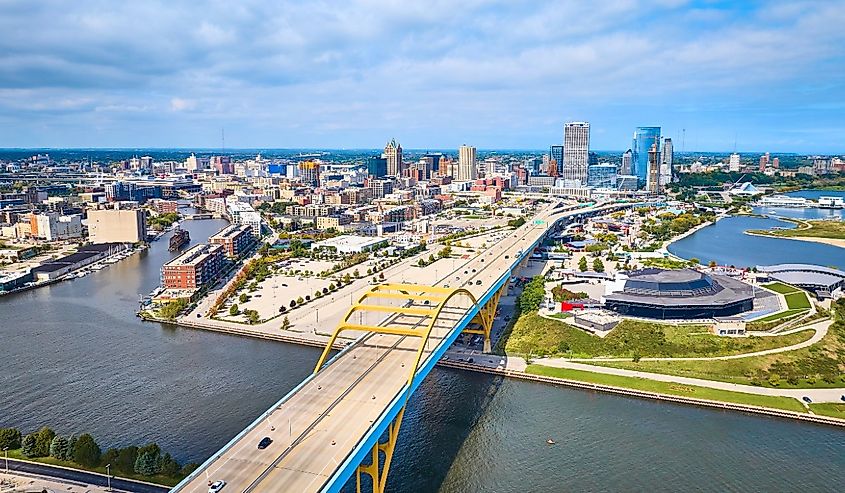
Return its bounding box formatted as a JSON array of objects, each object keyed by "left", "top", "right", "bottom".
[
  {"left": 0, "top": 428, "right": 21, "bottom": 450},
  {"left": 73, "top": 434, "right": 101, "bottom": 467}
]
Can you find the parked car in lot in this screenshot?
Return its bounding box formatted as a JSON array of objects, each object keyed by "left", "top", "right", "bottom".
[{"left": 258, "top": 436, "right": 273, "bottom": 449}]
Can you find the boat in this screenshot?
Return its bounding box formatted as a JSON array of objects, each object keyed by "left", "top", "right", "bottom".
[
  {"left": 169, "top": 228, "right": 191, "bottom": 251},
  {"left": 546, "top": 439, "right": 556, "bottom": 445},
  {"left": 818, "top": 196, "right": 845, "bottom": 209}
]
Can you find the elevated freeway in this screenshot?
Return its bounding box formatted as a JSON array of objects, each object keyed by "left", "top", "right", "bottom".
[{"left": 172, "top": 200, "right": 635, "bottom": 493}]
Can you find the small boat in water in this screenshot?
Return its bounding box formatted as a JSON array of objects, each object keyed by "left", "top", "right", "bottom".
[
  {"left": 169, "top": 228, "right": 191, "bottom": 251},
  {"left": 546, "top": 438, "right": 556, "bottom": 445}
]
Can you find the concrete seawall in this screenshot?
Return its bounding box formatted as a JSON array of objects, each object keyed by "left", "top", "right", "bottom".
[{"left": 437, "top": 359, "right": 845, "bottom": 429}]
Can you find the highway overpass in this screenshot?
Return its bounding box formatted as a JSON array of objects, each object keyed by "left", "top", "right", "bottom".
[{"left": 172, "top": 200, "right": 635, "bottom": 493}]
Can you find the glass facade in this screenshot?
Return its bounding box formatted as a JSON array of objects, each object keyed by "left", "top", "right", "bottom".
[
  {"left": 367, "top": 157, "right": 388, "bottom": 178},
  {"left": 631, "top": 127, "right": 661, "bottom": 187}
]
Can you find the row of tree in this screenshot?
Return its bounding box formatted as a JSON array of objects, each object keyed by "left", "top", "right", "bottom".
[{"left": 0, "top": 427, "right": 197, "bottom": 479}]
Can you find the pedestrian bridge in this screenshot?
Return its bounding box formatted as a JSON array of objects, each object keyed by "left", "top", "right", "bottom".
[{"left": 172, "top": 201, "right": 635, "bottom": 493}]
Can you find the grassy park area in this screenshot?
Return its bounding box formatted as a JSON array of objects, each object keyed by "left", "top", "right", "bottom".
[
  {"left": 504, "top": 312, "right": 814, "bottom": 359},
  {"left": 525, "top": 365, "right": 807, "bottom": 413},
  {"left": 809, "top": 402, "right": 845, "bottom": 420},
  {"left": 593, "top": 300, "right": 845, "bottom": 389},
  {"left": 748, "top": 219, "right": 845, "bottom": 240}
]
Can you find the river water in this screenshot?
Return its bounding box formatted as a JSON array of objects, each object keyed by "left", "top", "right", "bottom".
[{"left": 2, "top": 217, "right": 845, "bottom": 492}]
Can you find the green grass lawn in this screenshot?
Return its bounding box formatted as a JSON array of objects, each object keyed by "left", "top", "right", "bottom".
[
  {"left": 784, "top": 291, "right": 811, "bottom": 309},
  {"left": 5, "top": 449, "right": 180, "bottom": 487},
  {"left": 762, "top": 281, "right": 801, "bottom": 295},
  {"left": 525, "top": 364, "right": 807, "bottom": 413},
  {"left": 809, "top": 402, "right": 845, "bottom": 420},
  {"left": 504, "top": 312, "right": 814, "bottom": 359}
]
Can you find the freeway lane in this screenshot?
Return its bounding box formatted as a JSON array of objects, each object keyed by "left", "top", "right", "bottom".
[{"left": 175, "top": 201, "right": 619, "bottom": 493}]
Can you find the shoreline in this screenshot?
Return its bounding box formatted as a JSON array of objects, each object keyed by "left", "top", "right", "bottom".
[
  {"left": 437, "top": 359, "right": 845, "bottom": 429},
  {"left": 154, "top": 317, "right": 845, "bottom": 429},
  {"left": 744, "top": 230, "right": 845, "bottom": 249}
]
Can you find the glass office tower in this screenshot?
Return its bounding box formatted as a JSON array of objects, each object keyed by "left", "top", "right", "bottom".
[{"left": 631, "top": 127, "right": 661, "bottom": 187}]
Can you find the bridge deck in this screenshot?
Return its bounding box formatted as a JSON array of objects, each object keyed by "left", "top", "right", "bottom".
[{"left": 175, "top": 203, "right": 619, "bottom": 493}]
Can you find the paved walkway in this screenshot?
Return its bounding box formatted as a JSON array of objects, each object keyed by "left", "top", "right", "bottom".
[{"left": 533, "top": 359, "right": 845, "bottom": 403}]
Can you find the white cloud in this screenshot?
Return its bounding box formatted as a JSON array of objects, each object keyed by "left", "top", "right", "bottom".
[{"left": 170, "top": 98, "right": 197, "bottom": 112}]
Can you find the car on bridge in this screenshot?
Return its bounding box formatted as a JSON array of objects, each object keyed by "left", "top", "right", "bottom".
[
  {"left": 208, "top": 480, "right": 226, "bottom": 493},
  {"left": 258, "top": 436, "right": 273, "bottom": 449}
]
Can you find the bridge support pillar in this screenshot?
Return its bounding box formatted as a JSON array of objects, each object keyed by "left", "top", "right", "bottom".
[
  {"left": 357, "top": 407, "right": 405, "bottom": 493},
  {"left": 466, "top": 281, "right": 508, "bottom": 354}
]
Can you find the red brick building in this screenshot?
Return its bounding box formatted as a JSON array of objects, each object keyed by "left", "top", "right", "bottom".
[
  {"left": 160, "top": 243, "right": 224, "bottom": 289},
  {"left": 209, "top": 224, "right": 255, "bottom": 258}
]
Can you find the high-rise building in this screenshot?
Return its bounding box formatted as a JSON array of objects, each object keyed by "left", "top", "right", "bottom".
[
  {"left": 660, "top": 138, "right": 674, "bottom": 187},
  {"left": 621, "top": 149, "right": 633, "bottom": 175},
  {"left": 211, "top": 156, "right": 233, "bottom": 174},
  {"left": 647, "top": 143, "right": 661, "bottom": 193},
  {"left": 87, "top": 206, "right": 147, "bottom": 243},
  {"left": 587, "top": 163, "right": 617, "bottom": 189},
  {"left": 457, "top": 145, "right": 477, "bottom": 181},
  {"left": 383, "top": 139, "right": 403, "bottom": 176},
  {"left": 366, "top": 157, "right": 388, "bottom": 178},
  {"left": 632, "top": 127, "right": 661, "bottom": 187},
  {"left": 729, "top": 153, "right": 741, "bottom": 172},
  {"left": 772, "top": 157, "right": 780, "bottom": 169},
  {"left": 759, "top": 152, "right": 770, "bottom": 172},
  {"left": 298, "top": 161, "right": 321, "bottom": 186},
  {"left": 562, "top": 122, "right": 590, "bottom": 186},
  {"left": 422, "top": 154, "right": 442, "bottom": 174},
  {"left": 549, "top": 145, "right": 563, "bottom": 175}
]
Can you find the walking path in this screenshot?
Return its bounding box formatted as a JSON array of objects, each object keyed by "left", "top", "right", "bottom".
[{"left": 533, "top": 359, "right": 845, "bottom": 403}]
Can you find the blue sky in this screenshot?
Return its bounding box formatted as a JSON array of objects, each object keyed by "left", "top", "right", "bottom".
[{"left": 1, "top": 0, "right": 843, "bottom": 153}]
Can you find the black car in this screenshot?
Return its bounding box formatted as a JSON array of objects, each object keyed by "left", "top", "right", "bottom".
[
  {"left": 802, "top": 396, "right": 812, "bottom": 404},
  {"left": 258, "top": 436, "right": 273, "bottom": 449}
]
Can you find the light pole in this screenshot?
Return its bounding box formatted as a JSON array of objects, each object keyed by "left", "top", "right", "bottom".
[
  {"left": 105, "top": 463, "right": 111, "bottom": 492},
  {"left": 3, "top": 447, "right": 8, "bottom": 475}
]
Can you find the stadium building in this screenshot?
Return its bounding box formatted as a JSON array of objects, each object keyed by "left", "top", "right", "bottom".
[{"left": 603, "top": 268, "right": 754, "bottom": 319}]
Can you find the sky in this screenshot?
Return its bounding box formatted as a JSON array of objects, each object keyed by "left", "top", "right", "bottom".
[{"left": 1, "top": 0, "right": 844, "bottom": 153}]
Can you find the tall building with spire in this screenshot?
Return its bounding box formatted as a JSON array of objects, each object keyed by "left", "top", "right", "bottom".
[
  {"left": 562, "top": 122, "right": 590, "bottom": 186},
  {"left": 383, "top": 139, "right": 403, "bottom": 176}
]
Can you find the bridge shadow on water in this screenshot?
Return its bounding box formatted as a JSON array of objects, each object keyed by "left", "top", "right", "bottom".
[{"left": 340, "top": 366, "right": 505, "bottom": 493}]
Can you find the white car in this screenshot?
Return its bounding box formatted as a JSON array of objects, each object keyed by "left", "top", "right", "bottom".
[{"left": 208, "top": 480, "right": 226, "bottom": 493}]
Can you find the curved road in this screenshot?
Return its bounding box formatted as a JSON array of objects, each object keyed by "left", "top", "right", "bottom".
[{"left": 3, "top": 458, "right": 167, "bottom": 493}]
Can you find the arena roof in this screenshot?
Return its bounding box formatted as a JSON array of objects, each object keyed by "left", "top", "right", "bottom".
[{"left": 605, "top": 268, "right": 754, "bottom": 308}]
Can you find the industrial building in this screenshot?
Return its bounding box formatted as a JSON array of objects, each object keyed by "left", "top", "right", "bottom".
[
  {"left": 209, "top": 224, "right": 255, "bottom": 258},
  {"left": 87, "top": 207, "right": 148, "bottom": 243}
]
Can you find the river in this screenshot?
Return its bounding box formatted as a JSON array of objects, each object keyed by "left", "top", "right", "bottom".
[{"left": 2, "top": 217, "right": 845, "bottom": 492}]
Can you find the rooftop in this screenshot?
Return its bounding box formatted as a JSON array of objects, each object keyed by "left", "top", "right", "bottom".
[{"left": 164, "top": 243, "right": 222, "bottom": 267}]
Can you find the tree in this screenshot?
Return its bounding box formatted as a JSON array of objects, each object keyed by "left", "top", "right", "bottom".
[
  {"left": 49, "top": 435, "right": 70, "bottom": 460},
  {"left": 245, "top": 310, "right": 259, "bottom": 324},
  {"left": 708, "top": 260, "right": 717, "bottom": 268},
  {"left": 689, "top": 257, "right": 700, "bottom": 265},
  {"left": 65, "top": 435, "right": 77, "bottom": 461},
  {"left": 417, "top": 258, "right": 426, "bottom": 267},
  {"left": 239, "top": 293, "right": 249, "bottom": 303},
  {"left": 0, "top": 428, "right": 21, "bottom": 450},
  {"left": 353, "top": 269, "right": 360, "bottom": 278},
  {"left": 315, "top": 290, "right": 322, "bottom": 298},
  {"left": 343, "top": 273, "right": 351, "bottom": 284},
  {"left": 378, "top": 272, "right": 385, "bottom": 280},
  {"left": 34, "top": 427, "right": 55, "bottom": 457},
  {"left": 115, "top": 446, "right": 139, "bottom": 475},
  {"left": 290, "top": 299, "right": 297, "bottom": 308},
  {"left": 73, "top": 434, "right": 101, "bottom": 467},
  {"left": 578, "top": 256, "right": 588, "bottom": 272},
  {"left": 296, "top": 296, "right": 304, "bottom": 305},
  {"left": 159, "top": 452, "right": 181, "bottom": 476},
  {"left": 101, "top": 448, "right": 120, "bottom": 467},
  {"left": 180, "top": 463, "right": 200, "bottom": 477},
  {"left": 229, "top": 304, "right": 239, "bottom": 316},
  {"left": 21, "top": 433, "right": 38, "bottom": 457},
  {"left": 281, "top": 316, "right": 291, "bottom": 330},
  {"left": 134, "top": 443, "right": 162, "bottom": 476},
  {"left": 428, "top": 254, "right": 435, "bottom": 263},
  {"left": 593, "top": 258, "right": 605, "bottom": 273},
  {"left": 135, "top": 451, "right": 159, "bottom": 476}
]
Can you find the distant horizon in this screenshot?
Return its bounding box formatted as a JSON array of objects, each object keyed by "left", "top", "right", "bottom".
[{"left": 0, "top": 146, "right": 826, "bottom": 156}]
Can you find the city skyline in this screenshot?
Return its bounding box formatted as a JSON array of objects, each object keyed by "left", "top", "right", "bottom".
[{"left": 1, "top": 1, "right": 845, "bottom": 153}]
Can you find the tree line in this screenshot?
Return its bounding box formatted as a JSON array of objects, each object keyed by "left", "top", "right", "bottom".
[{"left": 0, "top": 427, "right": 198, "bottom": 481}]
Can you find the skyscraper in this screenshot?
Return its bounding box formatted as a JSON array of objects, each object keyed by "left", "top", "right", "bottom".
[
  {"left": 366, "top": 157, "right": 387, "bottom": 178},
  {"left": 632, "top": 127, "right": 661, "bottom": 187},
  {"left": 621, "top": 149, "right": 633, "bottom": 175},
  {"left": 759, "top": 152, "right": 770, "bottom": 172},
  {"left": 562, "top": 122, "right": 590, "bottom": 186},
  {"left": 729, "top": 153, "right": 741, "bottom": 172},
  {"left": 458, "top": 144, "right": 477, "bottom": 181},
  {"left": 383, "top": 139, "right": 403, "bottom": 176},
  {"left": 549, "top": 145, "right": 563, "bottom": 175},
  {"left": 660, "top": 138, "right": 673, "bottom": 187},
  {"left": 647, "top": 143, "right": 661, "bottom": 193}
]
